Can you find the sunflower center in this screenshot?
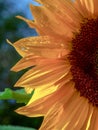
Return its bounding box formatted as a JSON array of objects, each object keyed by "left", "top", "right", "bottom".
[{"left": 69, "top": 18, "right": 98, "bottom": 107}]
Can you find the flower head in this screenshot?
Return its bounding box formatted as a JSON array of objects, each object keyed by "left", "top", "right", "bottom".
[{"left": 10, "top": 0, "right": 98, "bottom": 129}]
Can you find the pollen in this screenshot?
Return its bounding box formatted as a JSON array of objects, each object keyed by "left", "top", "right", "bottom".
[{"left": 69, "top": 17, "right": 98, "bottom": 107}]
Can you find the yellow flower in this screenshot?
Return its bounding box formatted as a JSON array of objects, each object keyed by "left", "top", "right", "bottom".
[{"left": 9, "top": 0, "right": 98, "bottom": 130}]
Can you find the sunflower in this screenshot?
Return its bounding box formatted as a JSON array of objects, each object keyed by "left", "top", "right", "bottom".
[{"left": 9, "top": 0, "right": 98, "bottom": 130}]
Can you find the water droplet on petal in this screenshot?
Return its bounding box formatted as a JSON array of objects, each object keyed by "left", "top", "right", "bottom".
[{"left": 21, "top": 47, "right": 26, "bottom": 51}]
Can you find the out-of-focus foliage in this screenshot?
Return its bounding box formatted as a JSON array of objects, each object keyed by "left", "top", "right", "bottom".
[
  {"left": 0, "top": 88, "right": 34, "bottom": 104},
  {"left": 0, "top": 99, "right": 43, "bottom": 129},
  {"left": 0, "top": 0, "right": 43, "bottom": 129},
  {"left": 0, "top": 0, "right": 37, "bottom": 91},
  {"left": 0, "top": 125, "right": 36, "bottom": 130}
]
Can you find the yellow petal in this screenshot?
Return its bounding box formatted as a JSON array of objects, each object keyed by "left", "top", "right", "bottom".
[
  {"left": 11, "top": 54, "right": 44, "bottom": 72},
  {"left": 25, "top": 87, "right": 33, "bottom": 94},
  {"left": 16, "top": 2, "right": 81, "bottom": 37},
  {"left": 83, "top": 0, "right": 94, "bottom": 14},
  {"left": 80, "top": 104, "right": 94, "bottom": 130},
  {"left": 74, "top": 0, "right": 88, "bottom": 17},
  {"left": 27, "top": 73, "right": 72, "bottom": 105},
  {"left": 15, "top": 81, "right": 74, "bottom": 117},
  {"left": 15, "top": 85, "right": 57, "bottom": 117},
  {"left": 93, "top": 0, "right": 98, "bottom": 15},
  {"left": 15, "top": 59, "right": 70, "bottom": 88},
  {"left": 40, "top": 92, "right": 89, "bottom": 130},
  {"left": 78, "top": 0, "right": 94, "bottom": 17},
  {"left": 30, "top": 5, "right": 72, "bottom": 36},
  {"left": 11, "top": 36, "right": 69, "bottom": 58},
  {"left": 29, "top": 2, "right": 81, "bottom": 36},
  {"left": 88, "top": 107, "right": 98, "bottom": 130}
]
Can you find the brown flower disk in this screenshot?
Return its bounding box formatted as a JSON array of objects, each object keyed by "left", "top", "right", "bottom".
[{"left": 69, "top": 18, "right": 98, "bottom": 107}]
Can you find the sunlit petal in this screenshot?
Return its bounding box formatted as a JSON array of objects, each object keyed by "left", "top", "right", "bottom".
[{"left": 11, "top": 36, "right": 69, "bottom": 58}]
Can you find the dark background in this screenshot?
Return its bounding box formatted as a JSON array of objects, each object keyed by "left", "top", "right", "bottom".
[{"left": 0, "top": 0, "right": 43, "bottom": 129}]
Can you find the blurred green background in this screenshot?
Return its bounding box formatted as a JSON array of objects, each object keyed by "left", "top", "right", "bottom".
[{"left": 0, "top": 0, "right": 43, "bottom": 129}]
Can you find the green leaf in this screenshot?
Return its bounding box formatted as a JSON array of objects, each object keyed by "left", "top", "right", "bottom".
[
  {"left": 0, "top": 88, "right": 34, "bottom": 104},
  {"left": 0, "top": 125, "right": 36, "bottom": 130}
]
